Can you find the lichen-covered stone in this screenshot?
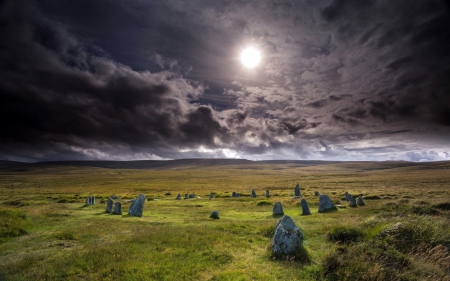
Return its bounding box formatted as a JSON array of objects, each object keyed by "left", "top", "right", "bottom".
[
  {"left": 232, "top": 191, "right": 237, "bottom": 197},
  {"left": 85, "top": 197, "right": 90, "bottom": 206},
  {"left": 184, "top": 194, "right": 189, "bottom": 199},
  {"left": 176, "top": 194, "right": 181, "bottom": 200},
  {"left": 105, "top": 197, "right": 114, "bottom": 213},
  {"left": 209, "top": 192, "right": 214, "bottom": 199},
  {"left": 112, "top": 202, "right": 122, "bottom": 215},
  {"left": 91, "top": 196, "right": 95, "bottom": 205},
  {"left": 266, "top": 190, "right": 270, "bottom": 198},
  {"left": 318, "top": 194, "right": 338, "bottom": 213},
  {"left": 128, "top": 194, "right": 145, "bottom": 217},
  {"left": 251, "top": 190, "right": 257, "bottom": 198},
  {"left": 189, "top": 193, "right": 195, "bottom": 198},
  {"left": 271, "top": 215, "right": 304, "bottom": 257},
  {"left": 357, "top": 195, "right": 366, "bottom": 206},
  {"left": 209, "top": 210, "right": 219, "bottom": 219},
  {"left": 314, "top": 191, "right": 319, "bottom": 196},
  {"left": 294, "top": 183, "right": 301, "bottom": 197},
  {"left": 300, "top": 198, "right": 311, "bottom": 215},
  {"left": 273, "top": 202, "right": 284, "bottom": 216}
]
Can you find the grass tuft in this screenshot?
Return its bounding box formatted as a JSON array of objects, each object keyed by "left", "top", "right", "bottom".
[{"left": 326, "top": 225, "right": 364, "bottom": 244}]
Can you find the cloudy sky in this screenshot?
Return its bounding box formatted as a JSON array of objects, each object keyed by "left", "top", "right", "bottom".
[{"left": 1, "top": 0, "right": 450, "bottom": 162}]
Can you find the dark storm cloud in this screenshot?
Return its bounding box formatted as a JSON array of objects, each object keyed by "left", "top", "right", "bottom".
[
  {"left": 1, "top": 0, "right": 450, "bottom": 161},
  {"left": 0, "top": 1, "right": 229, "bottom": 160}
]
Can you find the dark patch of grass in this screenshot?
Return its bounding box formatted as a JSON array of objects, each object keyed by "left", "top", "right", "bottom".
[
  {"left": 53, "top": 231, "right": 79, "bottom": 241},
  {"left": 271, "top": 246, "right": 311, "bottom": 264},
  {"left": 432, "top": 202, "right": 450, "bottom": 211},
  {"left": 327, "top": 225, "right": 364, "bottom": 244},
  {"left": 256, "top": 200, "right": 272, "bottom": 206},
  {"left": 364, "top": 195, "right": 382, "bottom": 200},
  {"left": 259, "top": 224, "right": 276, "bottom": 238},
  {"left": 410, "top": 205, "right": 439, "bottom": 215}
]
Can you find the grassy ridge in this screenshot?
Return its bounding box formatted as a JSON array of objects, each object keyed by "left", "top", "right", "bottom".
[{"left": 0, "top": 160, "right": 449, "bottom": 280}]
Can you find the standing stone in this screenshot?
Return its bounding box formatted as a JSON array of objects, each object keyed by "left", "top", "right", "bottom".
[
  {"left": 92, "top": 196, "right": 95, "bottom": 205},
  {"left": 271, "top": 215, "right": 304, "bottom": 257},
  {"left": 184, "top": 194, "right": 189, "bottom": 199},
  {"left": 294, "top": 183, "right": 301, "bottom": 197},
  {"left": 348, "top": 196, "right": 357, "bottom": 207},
  {"left": 189, "top": 193, "right": 195, "bottom": 198},
  {"left": 111, "top": 195, "right": 120, "bottom": 200},
  {"left": 266, "top": 190, "right": 270, "bottom": 198},
  {"left": 236, "top": 193, "right": 241, "bottom": 197},
  {"left": 106, "top": 197, "right": 114, "bottom": 213},
  {"left": 176, "top": 194, "right": 181, "bottom": 200},
  {"left": 128, "top": 194, "right": 145, "bottom": 217},
  {"left": 209, "top": 210, "right": 219, "bottom": 219},
  {"left": 232, "top": 191, "right": 237, "bottom": 197},
  {"left": 112, "top": 202, "right": 122, "bottom": 215},
  {"left": 300, "top": 199, "right": 311, "bottom": 215},
  {"left": 251, "top": 190, "right": 257, "bottom": 198},
  {"left": 209, "top": 192, "right": 214, "bottom": 199},
  {"left": 273, "top": 202, "right": 284, "bottom": 216},
  {"left": 314, "top": 191, "right": 320, "bottom": 197},
  {"left": 357, "top": 195, "right": 366, "bottom": 206},
  {"left": 345, "top": 192, "right": 351, "bottom": 202},
  {"left": 318, "top": 194, "right": 338, "bottom": 213},
  {"left": 85, "top": 197, "right": 90, "bottom": 206}
]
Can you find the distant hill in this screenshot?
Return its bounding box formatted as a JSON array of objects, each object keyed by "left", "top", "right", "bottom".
[{"left": 0, "top": 158, "right": 440, "bottom": 171}]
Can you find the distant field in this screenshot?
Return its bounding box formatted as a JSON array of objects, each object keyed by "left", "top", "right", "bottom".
[{"left": 1, "top": 160, "right": 449, "bottom": 280}]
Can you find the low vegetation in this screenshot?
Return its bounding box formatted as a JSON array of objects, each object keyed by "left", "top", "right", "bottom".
[{"left": 0, "top": 160, "right": 449, "bottom": 280}]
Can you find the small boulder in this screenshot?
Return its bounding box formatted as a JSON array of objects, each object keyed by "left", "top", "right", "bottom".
[
  {"left": 300, "top": 198, "right": 311, "bottom": 215},
  {"left": 209, "top": 210, "right": 219, "bottom": 219},
  {"left": 318, "top": 194, "right": 338, "bottom": 213},
  {"left": 128, "top": 194, "right": 145, "bottom": 217},
  {"left": 271, "top": 215, "right": 304, "bottom": 258},
  {"left": 232, "top": 191, "right": 237, "bottom": 197},
  {"left": 251, "top": 190, "right": 257, "bottom": 198},
  {"left": 314, "top": 191, "right": 319, "bottom": 196},
  {"left": 345, "top": 192, "right": 351, "bottom": 202},
  {"left": 209, "top": 192, "right": 214, "bottom": 199},
  {"left": 105, "top": 197, "right": 114, "bottom": 213},
  {"left": 176, "top": 194, "right": 181, "bottom": 200},
  {"left": 112, "top": 202, "right": 122, "bottom": 215},
  {"left": 266, "top": 190, "right": 270, "bottom": 198},
  {"left": 189, "top": 193, "right": 195, "bottom": 198},
  {"left": 110, "top": 195, "right": 120, "bottom": 200},
  {"left": 357, "top": 195, "right": 366, "bottom": 206},
  {"left": 184, "top": 194, "right": 189, "bottom": 199},
  {"left": 273, "top": 202, "right": 284, "bottom": 216}
]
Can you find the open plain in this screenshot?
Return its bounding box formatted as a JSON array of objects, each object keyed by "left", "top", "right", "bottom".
[{"left": 1, "top": 159, "right": 450, "bottom": 280}]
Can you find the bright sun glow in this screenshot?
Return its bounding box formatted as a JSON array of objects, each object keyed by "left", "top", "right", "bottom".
[{"left": 240, "top": 47, "right": 261, "bottom": 68}]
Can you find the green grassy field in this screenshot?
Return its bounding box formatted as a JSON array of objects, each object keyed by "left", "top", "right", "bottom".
[{"left": 1, "top": 160, "right": 450, "bottom": 280}]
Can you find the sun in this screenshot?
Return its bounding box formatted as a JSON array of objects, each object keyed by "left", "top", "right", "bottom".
[{"left": 240, "top": 47, "right": 261, "bottom": 68}]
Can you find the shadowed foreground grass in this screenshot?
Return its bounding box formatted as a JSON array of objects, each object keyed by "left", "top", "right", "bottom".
[{"left": 0, "top": 160, "right": 450, "bottom": 280}]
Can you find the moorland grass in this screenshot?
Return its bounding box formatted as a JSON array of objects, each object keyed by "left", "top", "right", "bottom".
[{"left": 0, "top": 161, "right": 450, "bottom": 280}]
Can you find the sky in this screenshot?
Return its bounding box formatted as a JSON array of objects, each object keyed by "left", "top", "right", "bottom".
[{"left": 1, "top": 0, "right": 450, "bottom": 162}]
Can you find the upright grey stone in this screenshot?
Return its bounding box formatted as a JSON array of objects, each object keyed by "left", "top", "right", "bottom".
[
  {"left": 128, "top": 194, "right": 145, "bottom": 217},
  {"left": 294, "top": 183, "right": 301, "bottom": 197},
  {"left": 273, "top": 202, "right": 284, "bottom": 216},
  {"left": 300, "top": 199, "right": 311, "bottom": 215},
  {"left": 111, "top": 195, "right": 120, "bottom": 200},
  {"left": 357, "top": 195, "right": 366, "bottom": 206},
  {"left": 271, "top": 215, "right": 304, "bottom": 257},
  {"left": 266, "top": 190, "right": 270, "bottom": 198},
  {"left": 318, "top": 194, "right": 338, "bottom": 213},
  {"left": 209, "top": 210, "right": 219, "bottom": 219},
  {"left": 345, "top": 192, "right": 351, "bottom": 202},
  {"left": 314, "top": 191, "right": 319, "bottom": 196},
  {"left": 209, "top": 192, "right": 214, "bottom": 199},
  {"left": 348, "top": 195, "right": 357, "bottom": 207},
  {"left": 189, "top": 193, "right": 195, "bottom": 198},
  {"left": 184, "top": 194, "right": 189, "bottom": 199},
  {"left": 251, "top": 190, "right": 257, "bottom": 198},
  {"left": 92, "top": 196, "right": 95, "bottom": 205},
  {"left": 232, "top": 191, "right": 237, "bottom": 197},
  {"left": 85, "top": 197, "right": 90, "bottom": 206},
  {"left": 106, "top": 197, "right": 114, "bottom": 213},
  {"left": 236, "top": 193, "right": 241, "bottom": 197},
  {"left": 112, "top": 202, "right": 122, "bottom": 215},
  {"left": 176, "top": 194, "right": 181, "bottom": 200}
]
